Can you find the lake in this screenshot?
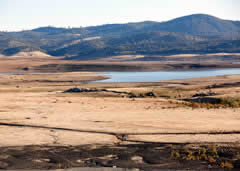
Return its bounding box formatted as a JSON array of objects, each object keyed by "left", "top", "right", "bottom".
[{"left": 98, "top": 68, "right": 240, "bottom": 82}]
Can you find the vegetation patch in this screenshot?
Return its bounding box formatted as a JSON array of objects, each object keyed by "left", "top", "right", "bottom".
[
  {"left": 1, "top": 144, "right": 239, "bottom": 170},
  {"left": 63, "top": 87, "right": 157, "bottom": 98},
  {"left": 184, "top": 97, "right": 240, "bottom": 109},
  {"left": 170, "top": 145, "right": 240, "bottom": 169}
]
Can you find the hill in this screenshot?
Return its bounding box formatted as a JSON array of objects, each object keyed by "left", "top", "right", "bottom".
[
  {"left": 154, "top": 14, "right": 240, "bottom": 35},
  {"left": 0, "top": 14, "right": 240, "bottom": 59}
]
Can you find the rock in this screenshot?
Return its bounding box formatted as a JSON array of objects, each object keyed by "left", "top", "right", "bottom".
[
  {"left": 145, "top": 92, "right": 156, "bottom": 97},
  {"left": 64, "top": 88, "right": 80, "bottom": 93},
  {"left": 128, "top": 93, "right": 137, "bottom": 98},
  {"left": 33, "top": 159, "right": 43, "bottom": 163},
  {"left": 76, "top": 159, "right": 84, "bottom": 163},
  {"left": 192, "top": 92, "right": 217, "bottom": 97},
  {"left": 33, "top": 158, "right": 50, "bottom": 163},
  {"left": 42, "top": 159, "right": 51, "bottom": 162},
  {"left": 98, "top": 154, "right": 118, "bottom": 160},
  {"left": 131, "top": 156, "right": 144, "bottom": 164},
  {"left": 0, "top": 154, "right": 9, "bottom": 159},
  {"left": 129, "top": 92, "right": 156, "bottom": 98},
  {"left": 64, "top": 88, "right": 88, "bottom": 93},
  {"left": 84, "top": 159, "right": 97, "bottom": 167}
]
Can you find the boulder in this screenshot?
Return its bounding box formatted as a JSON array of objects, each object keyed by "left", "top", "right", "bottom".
[
  {"left": 145, "top": 92, "right": 156, "bottom": 97},
  {"left": 64, "top": 88, "right": 88, "bottom": 93}
]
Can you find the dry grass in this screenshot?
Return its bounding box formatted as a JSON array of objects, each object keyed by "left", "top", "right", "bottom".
[
  {"left": 170, "top": 145, "right": 238, "bottom": 169},
  {"left": 184, "top": 97, "right": 240, "bottom": 109}
]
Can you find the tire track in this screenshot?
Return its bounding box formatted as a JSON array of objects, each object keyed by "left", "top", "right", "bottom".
[{"left": 1, "top": 122, "right": 240, "bottom": 143}]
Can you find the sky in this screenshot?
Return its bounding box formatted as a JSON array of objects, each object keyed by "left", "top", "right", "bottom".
[{"left": 0, "top": 0, "right": 240, "bottom": 31}]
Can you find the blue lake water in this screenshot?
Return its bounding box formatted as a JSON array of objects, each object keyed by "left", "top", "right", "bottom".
[
  {"left": 98, "top": 68, "right": 240, "bottom": 82},
  {"left": 2, "top": 69, "right": 240, "bottom": 82}
]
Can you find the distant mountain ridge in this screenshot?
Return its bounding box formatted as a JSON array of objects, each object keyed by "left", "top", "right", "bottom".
[
  {"left": 154, "top": 14, "right": 240, "bottom": 35},
  {"left": 31, "top": 14, "right": 240, "bottom": 36},
  {"left": 0, "top": 14, "right": 240, "bottom": 59}
]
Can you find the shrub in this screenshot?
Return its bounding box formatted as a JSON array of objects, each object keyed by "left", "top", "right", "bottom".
[{"left": 220, "top": 161, "right": 234, "bottom": 169}]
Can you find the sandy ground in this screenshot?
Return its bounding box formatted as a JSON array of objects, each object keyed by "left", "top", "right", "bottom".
[
  {"left": 0, "top": 92, "right": 240, "bottom": 146},
  {"left": 1, "top": 56, "right": 240, "bottom": 169},
  {"left": 0, "top": 57, "right": 240, "bottom": 146},
  {"left": 1, "top": 72, "right": 240, "bottom": 146}
]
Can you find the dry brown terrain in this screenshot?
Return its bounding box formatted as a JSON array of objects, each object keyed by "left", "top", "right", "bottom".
[
  {"left": 1, "top": 73, "right": 240, "bottom": 146},
  {"left": 2, "top": 52, "right": 240, "bottom": 73},
  {"left": 0, "top": 55, "right": 240, "bottom": 169}
]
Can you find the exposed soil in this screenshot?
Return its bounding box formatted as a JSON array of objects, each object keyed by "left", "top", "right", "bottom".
[
  {"left": 32, "top": 63, "right": 240, "bottom": 72},
  {"left": 1, "top": 56, "right": 240, "bottom": 170},
  {"left": 1, "top": 143, "right": 240, "bottom": 170}
]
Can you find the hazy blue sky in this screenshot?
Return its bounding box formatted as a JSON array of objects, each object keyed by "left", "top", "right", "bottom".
[{"left": 0, "top": 0, "right": 240, "bottom": 31}]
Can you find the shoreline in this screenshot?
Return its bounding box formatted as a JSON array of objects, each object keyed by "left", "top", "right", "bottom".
[
  {"left": 2, "top": 55, "right": 240, "bottom": 73},
  {"left": 0, "top": 56, "right": 240, "bottom": 169}
]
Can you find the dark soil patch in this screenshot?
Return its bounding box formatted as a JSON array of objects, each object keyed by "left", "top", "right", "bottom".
[
  {"left": 207, "top": 82, "right": 240, "bottom": 89},
  {"left": 0, "top": 143, "right": 240, "bottom": 170},
  {"left": 32, "top": 63, "right": 240, "bottom": 72},
  {"left": 63, "top": 88, "right": 156, "bottom": 98},
  {"left": 184, "top": 97, "right": 219, "bottom": 104},
  {"left": 33, "top": 64, "right": 145, "bottom": 72},
  {"left": 192, "top": 92, "right": 218, "bottom": 98}
]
